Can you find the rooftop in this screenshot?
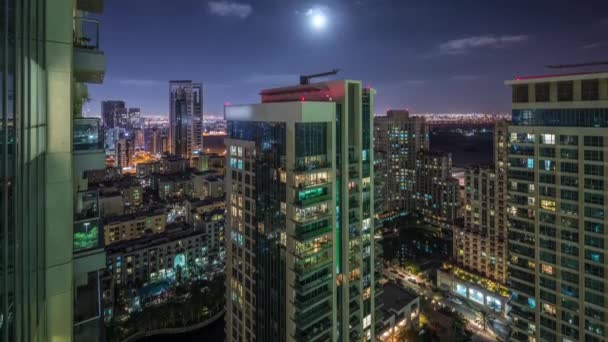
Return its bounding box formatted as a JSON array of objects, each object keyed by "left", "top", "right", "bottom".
[
  {"left": 381, "top": 282, "right": 418, "bottom": 314},
  {"left": 105, "top": 207, "right": 166, "bottom": 224},
  {"left": 506, "top": 70, "right": 608, "bottom": 85}
]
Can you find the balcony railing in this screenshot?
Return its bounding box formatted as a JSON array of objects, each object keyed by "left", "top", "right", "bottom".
[
  {"left": 74, "top": 17, "right": 100, "bottom": 50},
  {"left": 73, "top": 118, "right": 104, "bottom": 151},
  {"left": 74, "top": 17, "right": 105, "bottom": 83}
]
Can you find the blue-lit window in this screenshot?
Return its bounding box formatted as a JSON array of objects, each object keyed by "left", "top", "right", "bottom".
[
  {"left": 527, "top": 158, "right": 534, "bottom": 169},
  {"left": 528, "top": 297, "right": 536, "bottom": 309}
]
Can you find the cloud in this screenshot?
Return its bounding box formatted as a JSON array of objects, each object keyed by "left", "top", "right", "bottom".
[
  {"left": 208, "top": 1, "right": 252, "bottom": 19},
  {"left": 583, "top": 42, "right": 604, "bottom": 49},
  {"left": 118, "top": 79, "right": 164, "bottom": 87},
  {"left": 439, "top": 34, "right": 528, "bottom": 55}
]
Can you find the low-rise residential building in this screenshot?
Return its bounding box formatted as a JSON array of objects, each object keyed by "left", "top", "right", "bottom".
[
  {"left": 185, "top": 197, "right": 225, "bottom": 225},
  {"left": 154, "top": 172, "right": 193, "bottom": 200},
  {"left": 103, "top": 208, "right": 167, "bottom": 246},
  {"left": 376, "top": 282, "right": 420, "bottom": 341}
]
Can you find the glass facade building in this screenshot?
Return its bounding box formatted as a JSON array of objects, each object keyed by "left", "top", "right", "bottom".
[
  {"left": 225, "top": 80, "right": 377, "bottom": 341},
  {"left": 506, "top": 73, "right": 608, "bottom": 342},
  {"left": 1, "top": 0, "right": 106, "bottom": 341}
]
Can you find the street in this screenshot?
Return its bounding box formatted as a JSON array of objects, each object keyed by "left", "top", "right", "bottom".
[{"left": 383, "top": 266, "right": 509, "bottom": 341}]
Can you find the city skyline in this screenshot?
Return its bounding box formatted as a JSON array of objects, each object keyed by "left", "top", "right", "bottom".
[
  {"left": 4, "top": 1, "right": 608, "bottom": 341},
  {"left": 87, "top": 0, "right": 608, "bottom": 116}
]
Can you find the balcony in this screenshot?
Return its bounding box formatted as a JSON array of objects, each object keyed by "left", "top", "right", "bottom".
[
  {"left": 295, "top": 303, "right": 332, "bottom": 329},
  {"left": 294, "top": 288, "right": 331, "bottom": 311},
  {"left": 74, "top": 17, "right": 105, "bottom": 84},
  {"left": 294, "top": 160, "right": 331, "bottom": 173},
  {"left": 74, "top": 270, "right": 105, "bottom": 342},
  {"left": 74, "top": 190, "right": 102, "bottom": 253},
  {"left": 294, "top": 319, "right": 331, "bottom": 342},
  {"left": 295, "top": 193, "right": 332, "bottom": 207},
  {"left": 295, "top": 222, "right": 332, "bottom": 241},
  {"left": 77, "top": 0, "right": 104, "bottom": 13},
  {"left": 74, "top": 118, "right": 104, "bottom": 152},
  {"left": 294, "top": 255, "right": 332, "bottom": 275},
  {"left": 295, "top": 273, "right": 332, "bottom": 295}
]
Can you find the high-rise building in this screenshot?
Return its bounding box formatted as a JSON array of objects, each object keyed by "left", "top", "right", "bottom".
[
  {"left": 102, "top": 100, "right": 126, "bottom": 128},
  {"left": 505, "top": 72, "right": 608, "bottom": 342},
  {"left": 116, "top": 138, "right": 135, "bottom": 168},
  {"left": 224, "top": 80, "right": 377, "bottom": 341},
  {"left": 374, "top": 110, "right": 429, "bottom": 214},
  {"left": 456, "top": 121, "right": 509, "bottom": 283},
  {"left": 169, "top": 81, "right": 203, "bottom": 159},
  {"left": 1, "top": 0, "right": 106, "bottom": 341},
  {"left": 413, "top": 150, "right": 460, "bottom": 229}
]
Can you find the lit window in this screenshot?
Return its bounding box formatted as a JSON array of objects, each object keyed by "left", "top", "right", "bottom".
[
  {"left": 541, "top": 134, "right": 555, "bottom": 145},
  {"left": 541, "top": 264, "right": 553, "bottom": 275},
  {"left": 542, "top": 303, "right": 556, "bottom": 316},
  {"left": 540, "top": 200, "right": 556, "bottom": 211}
]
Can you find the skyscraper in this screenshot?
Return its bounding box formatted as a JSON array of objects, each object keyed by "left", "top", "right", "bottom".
[
  {"left": 224, "top": 80, "right": 377, "bottom": 341},
  {"left": 456, "top": 121, "right": 509, "bottom": 283},
  {"left": 374, "top": 110, "right": 429, "bottom": 214},
  {"left": 101, "top": 100, "right": 126, "bottom": 128},
  {"left": 413, "top": 150, "right": 460, "bottom": 229},
  {"left": 169, "top": 81, "right": 203, "bottom": 159},
  {"left": 506, "top": 72, "right": 608, "bottom": 341},
  {"left": 1, "top": 0, "right": 105, "bottom": 341}
]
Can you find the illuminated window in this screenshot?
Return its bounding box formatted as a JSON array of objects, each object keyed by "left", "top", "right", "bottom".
[
  {"left": 541, "top": 200, "right": 556, "bottom": 211},
  {"left": 541, "top": 134, "right": 555, "bottom": 145},
  {"left": 542, "top": 303, "right": 556, "bottom": 316},
  {"left": 363, "top": 314, "right": 371, "bottom": 328},
  {"left": 541, "top": 264, "right": 553, "bottom": 275}
]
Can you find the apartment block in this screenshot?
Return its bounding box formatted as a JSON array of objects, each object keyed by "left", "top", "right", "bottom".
[
  {"left": 455, "top": 121, "right": 509, "bottom": 283},
  {"left": 224, "top": 80, "right": 377, "bottom": 341},
  {"left": 505, "top": 72, "right": 608, "bottom": 342}
]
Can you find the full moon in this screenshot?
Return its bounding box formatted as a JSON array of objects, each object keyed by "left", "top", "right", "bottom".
[{"left": 311, "top": 14, "right": 327, "bottom": 29}]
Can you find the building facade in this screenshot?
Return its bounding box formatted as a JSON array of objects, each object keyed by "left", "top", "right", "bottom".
[
  {"left": 413, "top": 150, "right": 460, "bottom": 229},
  {"left": 506, "top": 72, "right": 608, "bottom": 342},
  {"left": 374, "top": 110, "right": 429, "bottom": 215},
  {"left": 456, "top": 121, "right": 509, "bottom": 283},
  {"left": 104, "top": 209, "right": 167, "bottom": 246},
  {"left": 101, "top": 100, "right": 126, "bottom": 129},
  {"left": 169, "top": 81, "right": 203, "bottom": 159},
  {"left": 1, "top": 0, "right": 106, "bottom": 340},
  {"left": 224, "top": 80, "right": 377, "bottom": 341}
]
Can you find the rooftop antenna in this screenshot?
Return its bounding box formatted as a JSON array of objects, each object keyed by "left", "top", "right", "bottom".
[
  {"left": 546, "top": 61, "right": 608, "bottom": 69},
  {"left": 300, "top": 69, "right": 341, "bottom": 85}
]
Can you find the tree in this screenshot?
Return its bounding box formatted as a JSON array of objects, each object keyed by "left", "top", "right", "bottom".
[
  {"left": 451, "top": 312, "right": 471, "bottom": 342},
  {"left": 475, "top": 309, "right": 493, "bottom": 331}
]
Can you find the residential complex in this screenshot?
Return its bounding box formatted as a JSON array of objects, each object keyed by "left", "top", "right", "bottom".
[
  {"left": 506, "top": 72, "right": 608, "bottom": 342},
  {"left": 169, "top": 81, "right": 204, "bottom": 159},
  {"left": 455, "top": 121, "right": 509, "bottom": 283},
  {"left": 224, "top": 80, "right": 377, "bottom": 341},
  {"left": 413, "top": 150, "right": 460, "bottom": 230},
  {"left": 374, "top": 110, "right": 429, "bottom": 215}
]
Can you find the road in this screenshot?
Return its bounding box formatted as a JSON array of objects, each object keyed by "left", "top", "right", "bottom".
[{"left": 383, "top": 266, "right": 509, "bottom": 341}]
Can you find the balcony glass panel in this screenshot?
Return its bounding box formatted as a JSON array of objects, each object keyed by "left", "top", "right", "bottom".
[{"left": 74, "top": 118, "right": 104, "bottom": 151}]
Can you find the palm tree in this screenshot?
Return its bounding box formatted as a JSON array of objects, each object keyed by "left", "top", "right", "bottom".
[{"left": 475, "top": 310, "right": 493, "bottom": 331}]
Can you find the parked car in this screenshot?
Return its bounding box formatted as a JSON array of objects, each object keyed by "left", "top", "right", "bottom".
[{"left": 451, "top": 297, "right": 463, "bottom": 305}]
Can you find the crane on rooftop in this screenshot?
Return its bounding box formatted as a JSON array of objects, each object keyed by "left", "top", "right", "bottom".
[{"left": 300, "top": 69, "right": 341, "bottom": 85}]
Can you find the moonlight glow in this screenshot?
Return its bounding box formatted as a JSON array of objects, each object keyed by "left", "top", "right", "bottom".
[{"left": 311, "top": 13, "right": 327, "bottom": 29}]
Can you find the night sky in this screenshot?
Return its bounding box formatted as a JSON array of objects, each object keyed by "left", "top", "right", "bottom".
[{"left": 86, "top": 0, "right": 608, "bottom": 117}]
